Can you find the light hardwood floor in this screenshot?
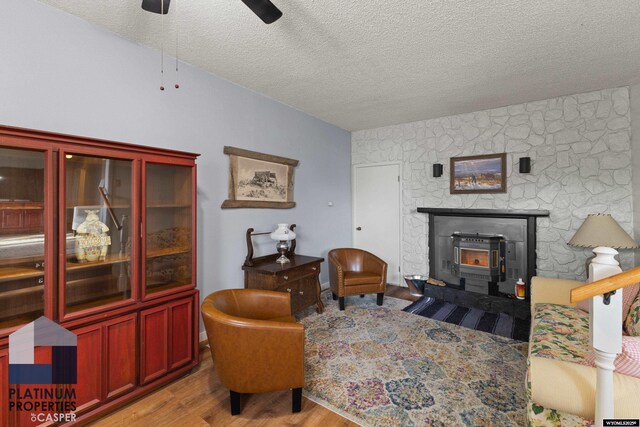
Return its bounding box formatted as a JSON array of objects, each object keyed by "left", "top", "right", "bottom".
[{"left": 91, "top": 286, "right": 413, "bottom": 426}]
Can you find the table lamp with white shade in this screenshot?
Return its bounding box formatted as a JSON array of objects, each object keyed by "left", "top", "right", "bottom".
[
  {"left": 568, "top": 213, "right": 638, "bottom": 283},
  {"left": 270, "top": 223, "right": 296, "bottom": 264}
]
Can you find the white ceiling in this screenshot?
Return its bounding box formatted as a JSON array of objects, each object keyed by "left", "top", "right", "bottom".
[{"left": 38, "top": 0, "right": 640, "bottom": 131}]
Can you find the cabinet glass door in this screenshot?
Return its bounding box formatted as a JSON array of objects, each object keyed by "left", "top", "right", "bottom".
[
  {"left": 64, "top": 154, "right": 133, "bottom": 314},
  {"left": 145, "top": 163, "right": 193, "bottom": 296},
  {"left": 0, "top": 147, "right": 46, "bottom": 330}
]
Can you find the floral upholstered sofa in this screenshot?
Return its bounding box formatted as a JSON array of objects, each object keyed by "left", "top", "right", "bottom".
[{"left": 527, "top": 276, "right": 640, "bottom": 426}]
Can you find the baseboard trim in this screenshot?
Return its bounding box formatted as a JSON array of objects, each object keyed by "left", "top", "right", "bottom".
[{"left": 199, "top": 331, "right": 208, "bottom": 349}]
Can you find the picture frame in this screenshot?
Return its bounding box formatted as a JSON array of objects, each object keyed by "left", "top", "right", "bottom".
[
  {"left": 450, "top": 153, "right": 506, "bottom": 194},
  {"left": 221, "top": 146, "right": 298, "bottom": 209}
]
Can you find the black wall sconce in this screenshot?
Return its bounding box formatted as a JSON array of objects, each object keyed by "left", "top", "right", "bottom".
[
  {"left": 433, "top": 163, "right": 443, "bottom": 178},
  {"left": 519, "top": 157, "right": 531, "bottom": 174}
]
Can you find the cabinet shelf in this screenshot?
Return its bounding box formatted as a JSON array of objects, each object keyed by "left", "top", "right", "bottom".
[
  {"left": 66, "top": 205, "right": 131, "bottom": 210},
  {"left": 0, "top": 284, "right": 44, "bottom": 298},
  {"left": 146, "top": 281, "right": 192, "bottom": 293},
  {"left": 0, "top": 256, "right": 43, "bottom": 268},
  {"left": 0, "top": 313, "right": 43, "bottom": 331},
  {"left": 66, "top": 254, "right": 130, "bottom": 272},
  {"left": 0, "top": 203, "right": 43, "bottom": 210},
  {"left": 66, "top": 294, "right": 131, "bottom": 313},
  {"left": 146, "top": 247, "right": 190, "bottom": 259},
  {"left": 146, "top": 203, "right": 191, "bottom": 208},
  {"left": 0, "top": 267, "right": 44, "bottom": 282}
]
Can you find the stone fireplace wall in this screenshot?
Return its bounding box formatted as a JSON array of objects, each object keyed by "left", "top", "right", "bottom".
[{"left": 351, "top": 87, "right": 634, "bottom": 281}]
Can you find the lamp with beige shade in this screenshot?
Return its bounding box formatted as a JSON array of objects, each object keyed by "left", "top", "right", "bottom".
[
  {"left": 568, "top": 213, "right": 638, "bottom": 283},
  {"left": 567, "top": 213, "right": 638, "bottom": 424}
]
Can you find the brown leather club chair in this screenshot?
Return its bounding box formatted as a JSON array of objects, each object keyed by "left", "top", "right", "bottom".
[
  {"left": 328, "top": 248, "right": 388, "bottom": 310},
  {"left": 201, "top": 289, "right": 304, "bottom": 415}
]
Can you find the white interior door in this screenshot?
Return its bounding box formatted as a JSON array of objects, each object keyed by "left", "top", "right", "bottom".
[{"left": 353, "top": 163, "right": 401, "bottom": 285}]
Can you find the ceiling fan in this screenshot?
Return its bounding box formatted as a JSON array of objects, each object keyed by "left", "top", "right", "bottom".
[{"left": 141, "top": 0, "right": 282, "bottom": 24}]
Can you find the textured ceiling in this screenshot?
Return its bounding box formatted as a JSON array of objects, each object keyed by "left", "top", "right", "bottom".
[{"left": 37, "top": 0, "right": 640, "bottom": 131}]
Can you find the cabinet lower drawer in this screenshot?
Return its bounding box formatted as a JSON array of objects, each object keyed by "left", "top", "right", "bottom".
[
  {"left": 276, "top": 281, "right": 302, "bottom": 302},
  {"left": 276, "top": 278, "right": 316, "bottom": 313}
]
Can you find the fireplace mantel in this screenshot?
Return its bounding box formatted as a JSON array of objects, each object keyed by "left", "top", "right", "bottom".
[{"left": 417, "top": 207, "right": 549, "bottom": 218}]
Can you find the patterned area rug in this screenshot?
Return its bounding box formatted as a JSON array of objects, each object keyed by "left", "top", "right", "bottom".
[
  {"left": 298, "top": 292, "right": 529, "bottom": 427},
  {"left": 403, "top": 296, "right": 530, "bottom": 342}
]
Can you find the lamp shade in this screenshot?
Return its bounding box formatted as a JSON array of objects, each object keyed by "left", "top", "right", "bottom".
[
  {"left": 568, "top": 214, "right": 638, "bottom": 249},
  {"left": 270, "top": 223, "right": 296, "bottom": 241}
]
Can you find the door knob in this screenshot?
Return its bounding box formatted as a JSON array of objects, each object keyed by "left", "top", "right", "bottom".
[{"left": 356, "top": 227, "right": 362, "bottom": 231}]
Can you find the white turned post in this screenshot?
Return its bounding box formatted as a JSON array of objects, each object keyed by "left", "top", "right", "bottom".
[
  {"left": 593, "top": 349, "right": 617, "bottom": 422},
  {"left": 588, "top": 246, "right": 623, "bottom": 425}
]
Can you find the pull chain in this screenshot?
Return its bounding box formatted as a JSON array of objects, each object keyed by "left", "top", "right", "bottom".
[
  {"left": 160, "top": 0, "right": 165, "bottom": 91},
  {"left": 175, "top": 0, "right": 180, "bottom": 89}
]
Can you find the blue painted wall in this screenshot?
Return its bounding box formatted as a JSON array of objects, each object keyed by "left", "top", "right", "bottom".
[{"left": 0, "top": 0, "right": 352, "bottom": 331}]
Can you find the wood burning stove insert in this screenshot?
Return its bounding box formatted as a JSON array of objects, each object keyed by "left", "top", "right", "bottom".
[{"left": 452, "top": 233, "right": 505, "bottom": 284}]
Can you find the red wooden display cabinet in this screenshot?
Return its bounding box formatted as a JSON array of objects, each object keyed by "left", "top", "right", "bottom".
[{"left": 0, "top": 126, "right": 200, "bottom": 426}]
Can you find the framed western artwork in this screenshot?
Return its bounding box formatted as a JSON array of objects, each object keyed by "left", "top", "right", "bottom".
[
  {"left": 221, "top": 146, "right": 298, "bottom": 209},
  {"left": 450, "top": 153, "right": 507, "bottom": 194}
]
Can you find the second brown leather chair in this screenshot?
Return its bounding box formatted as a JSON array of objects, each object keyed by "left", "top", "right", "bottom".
[
  {"left": 328, "top": 248, "right": 388, "bottom": 310},
  {"left": 201, "top": 289, "right": 304, "bottom": 415}
]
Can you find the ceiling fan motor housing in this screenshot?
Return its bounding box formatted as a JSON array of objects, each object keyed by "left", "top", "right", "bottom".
[{"left": 141, "top": 0, "right": 170, "bottom": 15}]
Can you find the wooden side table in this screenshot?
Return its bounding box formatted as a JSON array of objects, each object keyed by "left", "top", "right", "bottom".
[{"left": 243, "top": 254, "right": 325, "bottom": 314}]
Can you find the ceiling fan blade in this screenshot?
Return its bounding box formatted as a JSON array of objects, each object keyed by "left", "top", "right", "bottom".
[
  {"left": 141, "top": 0, "right": 171, "bottom": 15},
  {"left": 240, "top": 0, "right": 282, "bottom": 24}
]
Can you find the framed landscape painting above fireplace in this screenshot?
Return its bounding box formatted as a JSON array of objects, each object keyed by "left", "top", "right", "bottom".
[{"left": 450, "top": 153, "right": 506, "bottom": 194}]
